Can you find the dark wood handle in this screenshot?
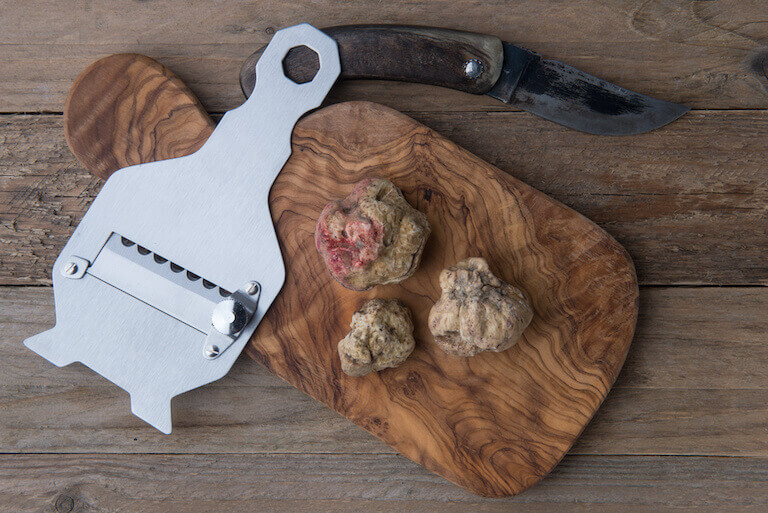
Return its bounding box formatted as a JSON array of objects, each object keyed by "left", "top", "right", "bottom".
[{"left": 240, "top": 25, "right": 504, "bottom": 97}]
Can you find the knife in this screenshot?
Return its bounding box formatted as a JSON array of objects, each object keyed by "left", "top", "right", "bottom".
[{"left": 240, "top": 25, "right": 689, "bottom": 135}]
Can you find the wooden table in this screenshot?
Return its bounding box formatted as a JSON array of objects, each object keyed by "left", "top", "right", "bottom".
[{"left": 1, "top": 1, "right": 767, "bottom": 511}]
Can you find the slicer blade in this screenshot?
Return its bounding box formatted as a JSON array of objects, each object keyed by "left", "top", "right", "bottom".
[
  {"left": 87, "top": 233, "right": 229, "bottom": 334},
  {"left": 23, "top": 23, "right": 341, "bottom": 434}
]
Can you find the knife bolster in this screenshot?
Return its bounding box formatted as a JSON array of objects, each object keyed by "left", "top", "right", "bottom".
[{"left": 487, "top": 43, "right": 540, "bottom": 104}]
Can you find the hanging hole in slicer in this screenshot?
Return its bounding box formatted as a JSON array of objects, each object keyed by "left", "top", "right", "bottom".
[{"left": 282, "top": 45, "right": 319, "bottom": 84}]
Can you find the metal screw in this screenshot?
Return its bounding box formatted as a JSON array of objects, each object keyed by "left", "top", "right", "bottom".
[
  {"left": 63, "top": 262, "right": 78, "bottom": 275},
  {"left": 464, "top": 58, "right": 484, "bottom": 79},
  {"left": 245, "top": 281, "right": 260, "bottom": 296},
  {"left": 204, "top": 344, "right": 220, "bottom": 359}
]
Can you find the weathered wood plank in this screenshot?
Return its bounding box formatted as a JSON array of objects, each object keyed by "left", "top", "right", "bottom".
[
  {"left": 1, "top": 0, "right": 768, "bottom": 112},
  {"left": 2, "top": 112, "right": 766, "bottom": 286},
  {"left": 1, "top": 453, "right": 768, "bottom": 512},
  {"left": 3, "top": 286, "right": 768, "bottom": 456},
  {"left": 619, "top": 287, "right": 768, "bottom": 390}
]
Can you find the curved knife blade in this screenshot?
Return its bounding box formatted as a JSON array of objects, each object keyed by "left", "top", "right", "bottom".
[
  {"left": 239, "top": 25, "right": 689, "bottom": 135},
  {"left": 487, "top": 42, "right": 689, "bottom": 135}
]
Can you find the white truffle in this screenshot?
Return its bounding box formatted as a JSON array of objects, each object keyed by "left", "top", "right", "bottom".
[
  {"left": 338, "top": 298, "right": 416, "bottom": 377},
  {"left": 316, "top": 178, "right": 430, "bottom": 291},
  {"left": 428, "top": 257, "right": 533, "bottom": 356}
]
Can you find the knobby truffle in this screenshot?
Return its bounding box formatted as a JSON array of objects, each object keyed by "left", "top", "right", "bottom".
[
  {"left": 315, "top": 178, "right": 430, "bottom": 291},
  {"left": 338, "top": 298, "right": 416, "bottom": 377},
  {"left": 428, "top": 257, "right": 533, "bottom": 356}
]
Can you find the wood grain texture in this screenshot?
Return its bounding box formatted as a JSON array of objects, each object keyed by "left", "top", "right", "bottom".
[
  {"left": 3, "top": 453, "right": 768, "bottom": 512},
  {"left": 240, "top": 25, "right": 504, "bottom": 96},
  {"left": 3, "top": 110, "right": 767, "bottom": 286},
  {"left": 57, "top": 56, "right": 638, "bottom": 497},
  {"left": 2, "top": 0, "right": 768, "bottom": 112},
  {"left": 4, "top": 286, "right": 768, "bottom": 457},
  {"left": 255, "top": 101, "right": 638, "bottom": 496},
  {"left": 64, "top": 54, "right": 214, "bottom": 180}
]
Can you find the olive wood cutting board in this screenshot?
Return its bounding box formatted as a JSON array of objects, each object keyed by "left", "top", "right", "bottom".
[{"left": 64, "top": 54, "right": 639, "bottom": 497}]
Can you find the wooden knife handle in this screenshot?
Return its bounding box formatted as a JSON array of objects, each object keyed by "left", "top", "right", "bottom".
[{"left": 240, "top": 25, "right": 504, "bottom": 97}]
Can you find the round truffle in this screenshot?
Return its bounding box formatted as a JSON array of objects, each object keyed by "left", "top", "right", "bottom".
[
  {"left": 315, "top": 178, "right": 430, "bottom": 291},
  {"left": 338, "top": 298, "right": 415, "bottom": 377},
  {"left": 428, "top": 257, "right": 533, "bottom": 356}
]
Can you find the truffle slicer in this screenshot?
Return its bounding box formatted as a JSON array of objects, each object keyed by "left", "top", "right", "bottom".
[{"left": 23, "top": 24, "right": 341, "bottom": 434}]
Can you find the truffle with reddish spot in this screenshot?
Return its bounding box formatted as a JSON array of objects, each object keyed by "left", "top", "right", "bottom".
[{"left": 315, "top": 178, "right": 430, "bottom": 291}]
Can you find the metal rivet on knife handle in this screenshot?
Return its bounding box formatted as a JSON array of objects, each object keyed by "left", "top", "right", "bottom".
[{"left": 464, "top": 59, "right": 484, "bottom": 79}]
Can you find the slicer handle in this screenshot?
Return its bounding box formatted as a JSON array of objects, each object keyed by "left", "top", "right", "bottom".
[
  {"left": 196, "top": 23, "right": 342, "bottom": 180},
  {"left": 244, "top": 23, "right": 341, "bottom": 117}
]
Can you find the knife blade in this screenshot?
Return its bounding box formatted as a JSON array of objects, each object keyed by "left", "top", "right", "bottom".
[{"left": 240, "top": 25, "right": 689, "bottom": 135}]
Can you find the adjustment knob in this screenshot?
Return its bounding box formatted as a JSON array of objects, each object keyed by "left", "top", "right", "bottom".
[{"left": 211, "top": 299, "right": 249, "bottom": 336}]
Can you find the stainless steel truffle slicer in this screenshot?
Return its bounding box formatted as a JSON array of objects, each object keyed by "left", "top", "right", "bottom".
[{"left": 23, "top": 24, "right": 341, "bottom": 434}]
